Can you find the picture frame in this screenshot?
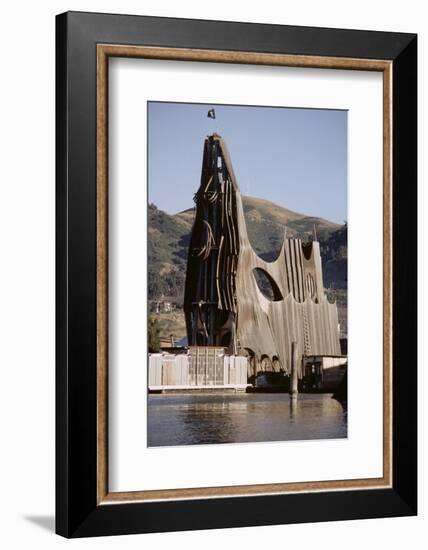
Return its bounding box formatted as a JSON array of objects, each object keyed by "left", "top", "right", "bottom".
[{"left": 56, "top": 11, "right": 417, "bottom": 537}]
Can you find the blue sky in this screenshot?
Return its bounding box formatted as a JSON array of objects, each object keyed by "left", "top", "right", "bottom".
[{"left": 148, "top": 102, "right": 347, "bottom": 224}]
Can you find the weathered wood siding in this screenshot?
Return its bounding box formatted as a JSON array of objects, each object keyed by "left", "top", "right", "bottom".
[{"left": 184, "top": 135, "right": 341, "bottom": 377}]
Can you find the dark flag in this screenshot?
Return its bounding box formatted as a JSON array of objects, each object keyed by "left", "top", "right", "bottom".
[{"left": 207, "top": 108, "right": 216, "bottom": 119}]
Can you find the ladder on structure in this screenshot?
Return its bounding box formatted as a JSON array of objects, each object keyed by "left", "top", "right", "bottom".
[{"left": 303, "top": 309, "right": 311, "bottom": 356}]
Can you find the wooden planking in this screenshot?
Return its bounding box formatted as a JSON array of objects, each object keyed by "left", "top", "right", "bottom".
[{"left": 210, "top": 136, "right": 342, "bottom": 371}]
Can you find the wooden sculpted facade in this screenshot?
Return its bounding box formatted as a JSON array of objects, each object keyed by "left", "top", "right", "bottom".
[{"left": 184, "top": 134, "right": 341, "bottom": 378}]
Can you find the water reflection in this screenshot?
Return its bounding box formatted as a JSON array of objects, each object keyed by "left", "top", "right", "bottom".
[
  {"left": 289, "top": 395, "right": 297, "bottom": 419},
  {"left": 147, "top": 393, "right": 347, "bottom": 447}
]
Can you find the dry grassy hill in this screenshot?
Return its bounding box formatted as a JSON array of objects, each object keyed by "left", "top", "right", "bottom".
[{"left": 149, "top": 196, "right": 347, "bottom": 341}]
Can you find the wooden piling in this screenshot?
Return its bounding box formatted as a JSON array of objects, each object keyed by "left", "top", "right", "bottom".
[
  {"left": 290, "top": 393, "right": 297, "bottom": 417},
  {"left": 290, "top": 341, "right": 299, "bottom": 397}
]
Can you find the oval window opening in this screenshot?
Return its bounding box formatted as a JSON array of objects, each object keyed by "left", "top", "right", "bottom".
[{"left": 253, "top": 268, "right": 283, "bottom": 301}]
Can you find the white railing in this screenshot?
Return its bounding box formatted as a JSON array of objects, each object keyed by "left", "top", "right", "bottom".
[{"left": 148, "top": 352, "right": 248, "bottom": 389}]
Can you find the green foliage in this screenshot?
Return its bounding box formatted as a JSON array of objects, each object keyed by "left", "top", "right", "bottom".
[
  {"left": 148, "top": 315, "right": 161, "bottom": 352},
  {"left": 147, "top": 203, "right": 191, "bottom": 303},
  {"left": 320, "top": 224, "right": 348, "bottom": 289}
]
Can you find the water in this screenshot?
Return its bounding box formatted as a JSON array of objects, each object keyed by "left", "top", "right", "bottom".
[{"left": 147, "top": 393, "right": 347, "bottom": 447}]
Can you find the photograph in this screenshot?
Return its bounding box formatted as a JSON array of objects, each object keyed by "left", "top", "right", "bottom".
[
  {"left": 147, "top": 101, "right": 348, "bottom": 447},
  {"left": 0, "top": 1, "right": 420, "bottom": 544}
]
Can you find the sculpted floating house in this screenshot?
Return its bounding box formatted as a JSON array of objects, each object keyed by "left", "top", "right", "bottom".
[{"left": 184, "top": 134, "right": 341, "bottom": 378}]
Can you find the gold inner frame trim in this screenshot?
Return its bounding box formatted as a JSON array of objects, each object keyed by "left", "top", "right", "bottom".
[{"left": 96, "top": 43, "right": 393, "bottom": 504}]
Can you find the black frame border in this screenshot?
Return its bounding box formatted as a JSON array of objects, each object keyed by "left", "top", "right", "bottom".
[{"left": 56, "top": 11, "right": 417, "bottom": 537}]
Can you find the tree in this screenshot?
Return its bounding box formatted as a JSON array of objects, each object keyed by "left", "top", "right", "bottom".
[{"left": 148, "top": 315, "right": 161, "bottom": 352}]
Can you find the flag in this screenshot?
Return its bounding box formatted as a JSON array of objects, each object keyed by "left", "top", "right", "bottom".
[{"left": 207, "top": 108, "right": 216, "bottom": 119}]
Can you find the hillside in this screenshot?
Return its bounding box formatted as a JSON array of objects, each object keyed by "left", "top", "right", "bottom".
[
  {"left": 241, "top": 196, "right": 339, "bottom": 260},
  {"left": 147, "top": 205, "right": 191, "bottom": 301},
  {"left": 176, "top": 196, "right": 340, "bottom": 261},
  {"left": 148, "top": 196, "right": 347, "bottom": 339}
]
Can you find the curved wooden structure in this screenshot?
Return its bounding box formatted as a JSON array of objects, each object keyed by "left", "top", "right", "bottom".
[{"left": 184, "top": 134, "right": 340, "bottom": 377}]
